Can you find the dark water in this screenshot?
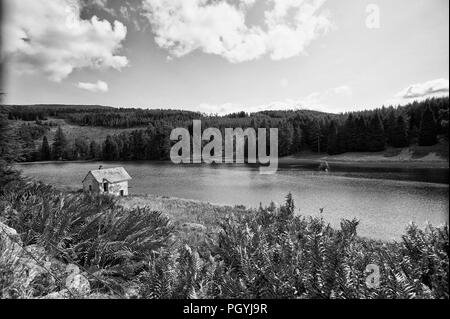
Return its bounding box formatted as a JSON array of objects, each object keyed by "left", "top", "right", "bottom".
[{"left": 16, "top": 161, "right": 449, "bottom": 241}]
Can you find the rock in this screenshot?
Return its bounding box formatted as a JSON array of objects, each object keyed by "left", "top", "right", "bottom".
[
  {"left": 64, "top": 263, "right": 90, "bottom": 295},
  {"left": 124, "top": 284, "right": 141, "bottom": 299},
  {"left": 15, "top": 245, "right": 53, "bottom": 289},
  {"left": 65, "top": 263, "right": 81, "bottom": 276},
  {"left": 0, "top": 221, "right": 23, "bottom": 264},
  {"left": 23, "top": 244, "right": 47, "bottom": 261},
  {"left": 0, "top": 222, "right": 65, "bottom": 293},
  {"left": 66, "top": 273, "right": 90, "bottom": 295}
]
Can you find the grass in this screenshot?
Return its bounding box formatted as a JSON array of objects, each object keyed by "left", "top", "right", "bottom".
[
  {"left": 118, "top": 194, "right": 249, "bottom": 251},
  {"left": 10, "top": 118, "right": 146, "bottom": 144}
]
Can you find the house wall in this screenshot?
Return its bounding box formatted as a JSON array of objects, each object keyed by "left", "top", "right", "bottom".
[
  {"left": 83, "top": 174, "right": 129, "bottom": 196},
  {"left": 83, "top": 174, "right": 101, "bottom": 194},
  {"left": 107, "top": 181, "right": 129, "bottom": 196}
]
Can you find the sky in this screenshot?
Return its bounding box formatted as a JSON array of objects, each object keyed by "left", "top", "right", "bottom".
[{"left": 2, "top": 0, "right": 449, "bottom": 114}]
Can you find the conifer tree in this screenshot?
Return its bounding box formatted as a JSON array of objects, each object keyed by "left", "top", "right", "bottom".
[
  {"left": 279, "top": 121, "right": 294, "bottom": 156},
  {"left": 419, "top": 106, "right": 438, "bottom": 146},
  {"left": 290, "top": 126, "right": 303, "bottom": 154},
  {"left": 52, "top": 126, "right": 67, "bottom": 160},
  {"left": 344, "top": 114, "right": 357, "bottom": 152},
  {"left": 40, "top": 136, "right": 51, "bottom": 161},
  {"left": 383, "top": 109, "right": 397, "bottom": 146},
  {"left": 392, "top": 115, "right": 409, "bottom": 148},
  {"left": 368, "top": 113, "right": 385, "bottom": 152},
  {"left": 103, "top": 135, "right": 120, "bottom": 161},
  {"left": 327, "top": 121, "right": 340, "bottom": 155}
]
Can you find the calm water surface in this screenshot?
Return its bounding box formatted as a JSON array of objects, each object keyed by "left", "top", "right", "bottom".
[{"left": 16, "top": 161, "right": 449, "bottom": 241}]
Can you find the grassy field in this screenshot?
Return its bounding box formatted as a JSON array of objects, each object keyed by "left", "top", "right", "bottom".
[
  {"left": 118, "top": 194, "right": 250, "bottom": 249},
  {"left": 12, "top": 118, "right": 146, "bottom": 143},
  {"left": 280, "top": 140, "right": 449, "bottom": 169}
]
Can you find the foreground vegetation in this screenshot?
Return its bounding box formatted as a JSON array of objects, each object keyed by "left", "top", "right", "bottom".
[{"left": 1, "top": 174, "right": 448, "bottom": 299}]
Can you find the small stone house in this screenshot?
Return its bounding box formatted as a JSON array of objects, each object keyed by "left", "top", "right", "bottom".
[{"left": 82, "top": 167, "right": 132, "bottom": 196}]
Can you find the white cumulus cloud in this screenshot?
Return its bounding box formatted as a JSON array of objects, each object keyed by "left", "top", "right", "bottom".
[
  {"left": 386, "top": 78, "right": 449, "bottom": 105},
  {"left": 77, "top": 80, "right": 109, "bottom": 93},
  {"left": 142, "top": 0, "right": 331, "bottom": 63},
  {"left": 3, "top": 0, "right": 129, "bottom": 82},
  {"left": 396, "top": 78, "right": 449, "bottom": 99}
]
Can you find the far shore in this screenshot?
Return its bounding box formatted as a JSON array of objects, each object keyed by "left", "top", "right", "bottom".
[{"left": 15, "top": 154, "right": 449, "bottom": 170}]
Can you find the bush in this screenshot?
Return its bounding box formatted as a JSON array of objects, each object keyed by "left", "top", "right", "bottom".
[{"left": 0, "top": 180, "right": 174, "bottom": 295}]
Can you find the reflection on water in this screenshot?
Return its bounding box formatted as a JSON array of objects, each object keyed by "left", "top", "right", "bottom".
[{"left": 16, "top": 161, "right": 449, "bottom": 241}]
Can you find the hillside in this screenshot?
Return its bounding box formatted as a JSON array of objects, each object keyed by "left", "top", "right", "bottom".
[{"left": 3, "top": 97, "right": 449, "bottom": 164}]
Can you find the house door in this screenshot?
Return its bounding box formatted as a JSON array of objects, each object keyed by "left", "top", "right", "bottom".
[
  {"left": 120, "top": 190, "right": 124, "bottom": 197},
  {"left": 103, "top": 183, "right": 108, "bottom": 192}
]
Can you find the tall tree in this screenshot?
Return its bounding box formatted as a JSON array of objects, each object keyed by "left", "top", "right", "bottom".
[
  {"left": 383, "top": 109, "right": 397, "bottom": 146},
  {"left": 103, "top": 135, "right": 120, "bottom": 161},
  {"left": 278, "top": 121, "right": 294, "bottom": 156},
  {"left": 419, "top": 106, "right": 438, "bottom": 146},
  {"left": 355, "top": 117, "right": 369, "bottom": 151},
  {"left": 290, "top": 125, "right": 303, "bottom": 154},
  {"left": 344, "top": 114, "right": 357, "bottom": 152},
  {"left": 52, "top": 126, "right": 67, "bottom": 160},
  {"left": 367, "top": 113, "right": 385, "bottom": 152},
  {"left": 308, "top": 121, "right": 323, "bottom": 153},
  {"left": 0, "top": 108, "right": 21, "bottom": 190},
  {"left": 327, "top": 121, "right": 340, "bottom": 155},
  {"left": 392, "top": 115, "right": 409, "bottom": 148},
  {"left": 0, "top": 111, "right": 22, "bottom": 163},
  {"left": 40, "top": 136, "right": 51, "bottom": 161},
  {"left": 89, "top": 140, "right": 101, "bottom": 159},
  {"left": 439, "top": 107, "right": 449, "bottom": 140},
  {"left": 73, "top": 137, "right": 89, "bottom": 160}
]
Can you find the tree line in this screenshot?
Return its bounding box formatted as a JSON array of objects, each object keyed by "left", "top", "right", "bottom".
[{"left": 6, "top": 97, "right": 449, "bottom": 162}]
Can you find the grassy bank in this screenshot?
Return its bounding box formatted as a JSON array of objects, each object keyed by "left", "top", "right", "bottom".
[
  {"left": 280, "top": 141, "right": 449, "bottom": 169},
  {"left": 118, "top": 194, "right": 249, "bottom": 250}
]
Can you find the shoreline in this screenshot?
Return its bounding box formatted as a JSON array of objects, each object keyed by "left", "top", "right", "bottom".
[{"left": 15, "top": 156, "right": 450, "bottom": 170}]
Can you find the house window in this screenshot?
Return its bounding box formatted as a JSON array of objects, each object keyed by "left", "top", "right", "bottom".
[
  {"left": 103, "top": 183, "right": 108, "bottom": 192},
  {"left": 89, "top": 185, "right": 92, "bottom": 191}
]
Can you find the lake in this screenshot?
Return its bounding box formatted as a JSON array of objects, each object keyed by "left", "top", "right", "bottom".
[{"left": 15, "top": 161, "right": 449, "bottom": 241}]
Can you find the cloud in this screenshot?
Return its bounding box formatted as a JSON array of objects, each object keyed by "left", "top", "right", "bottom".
[
  {"left": 3, "top": 0, "right": 129, "bottom": 82},
  {"left": 386, "top": 78, "right": 449, "bottom": 105},
  {"left": 142, "top": 0, "right": 331, "bottom": 63},
  {"left": 193, "top": 85, "right": 352, "bottom": 115},
  {"left": 77, "top": 80, "right": 109, "bottom": 93},
  {"left": 396, "top": 78, "right": 449, "bottom": 99}
]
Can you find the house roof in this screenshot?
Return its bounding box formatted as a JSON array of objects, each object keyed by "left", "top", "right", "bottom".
[{"left": 84, "top": 167, "right": 132, "bottom": 184}]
